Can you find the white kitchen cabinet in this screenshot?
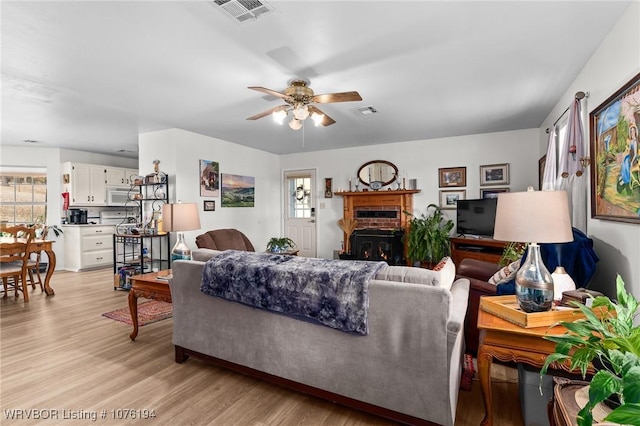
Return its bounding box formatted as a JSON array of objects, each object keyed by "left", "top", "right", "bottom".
[
  {"left": 63, "top": 162, "right": 107, "bottom": 206},
  {"left": 63, "top": 225, "right": 115, "bottom": 272},
  {"left": 105, "top": 167, "right": 126, "bottom": 186}
]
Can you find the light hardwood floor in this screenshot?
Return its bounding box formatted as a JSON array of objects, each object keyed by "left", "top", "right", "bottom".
[{"left": 1, "top": 269, "right": 524, "bottom": 425}]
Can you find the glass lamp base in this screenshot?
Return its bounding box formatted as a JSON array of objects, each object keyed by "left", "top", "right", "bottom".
[
  {"left": 171, "top": 232, "right": 192, "bottom": 261},
  {"left": 515, "top": 243, "right": 554, "bottom": 313},
  {"left": 515, "top": 285, "right": 554, "bottom": 312}
]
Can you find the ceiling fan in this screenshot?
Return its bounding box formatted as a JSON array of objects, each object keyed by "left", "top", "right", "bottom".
[{"left": 246, "top": 79, "right": 362, "bottom": 130}]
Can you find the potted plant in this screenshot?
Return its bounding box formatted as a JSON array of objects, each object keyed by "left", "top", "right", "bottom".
[
  {"left": 540, "top": 275, "right": 640, "bottom": 426},
  {"left": 266, "top": 237, "right": 296, "bottom": 253},
  {"left": 404, "top": 203, "right": 454, "bottom": 268}
]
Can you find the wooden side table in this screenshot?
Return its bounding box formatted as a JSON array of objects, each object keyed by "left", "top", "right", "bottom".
[
  {"left": 128, "top": 270, "right": 172, "bottom": 341},
  {"left": 477, "top": 305, "right": 594, "bottom": 426}
]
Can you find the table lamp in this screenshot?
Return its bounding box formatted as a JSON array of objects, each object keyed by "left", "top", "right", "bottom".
[
  {"left": 493, "top": 187, "right": 573, "bottom": 312},
  {"left": 162, "top": 202, "right": 201, "bottom": 261}
]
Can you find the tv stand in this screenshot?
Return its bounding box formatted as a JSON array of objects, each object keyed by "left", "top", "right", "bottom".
[{"left": 450, "top": 237, "right": 506, "bottom": 266}]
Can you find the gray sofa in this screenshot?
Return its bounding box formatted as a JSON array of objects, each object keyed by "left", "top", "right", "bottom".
[{"left": 170, "top": 249, "right": 470, "bottom": 426}]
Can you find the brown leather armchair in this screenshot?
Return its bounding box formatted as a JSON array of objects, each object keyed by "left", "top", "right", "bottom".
[
  {"left": 195, "top": 229, "right": 255, "bottom": 252},
  {"left": 456, "top": 258, "right": 500, "bottom": 355}
]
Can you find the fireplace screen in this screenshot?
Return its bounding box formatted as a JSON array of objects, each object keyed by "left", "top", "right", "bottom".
[{"left": 349, "top": 229, "right": 404, "bottom": 265}]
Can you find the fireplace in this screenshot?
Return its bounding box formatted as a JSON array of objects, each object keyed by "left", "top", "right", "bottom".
[{"left": 348, "top": 229, "right": 405, "bottom": 265}]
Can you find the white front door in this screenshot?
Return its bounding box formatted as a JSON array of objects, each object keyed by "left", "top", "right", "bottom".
[{"left": 283, "top": 170, "right": 317, "bottom": 258}]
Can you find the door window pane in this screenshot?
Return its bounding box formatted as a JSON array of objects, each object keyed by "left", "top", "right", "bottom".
[{"left": 288, "top": 177, "right": 311, "bottom": 219}]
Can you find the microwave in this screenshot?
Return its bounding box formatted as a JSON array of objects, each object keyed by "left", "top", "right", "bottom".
[{"left": 106, "top": 187, "right": 133, "bottom": 206}]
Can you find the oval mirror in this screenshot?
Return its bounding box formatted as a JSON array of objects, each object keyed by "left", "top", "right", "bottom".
[{"left": 357, "top": 160, "right": 398, "bottom": 187}]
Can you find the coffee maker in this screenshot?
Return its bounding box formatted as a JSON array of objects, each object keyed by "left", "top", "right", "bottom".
[{"left": 69, "top": 208, "right": 88, "bottom": 224}]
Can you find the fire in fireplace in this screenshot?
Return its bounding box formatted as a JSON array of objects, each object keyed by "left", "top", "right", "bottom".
[{"left": 348, "top": 229, "right": 405, "bottom": 265}]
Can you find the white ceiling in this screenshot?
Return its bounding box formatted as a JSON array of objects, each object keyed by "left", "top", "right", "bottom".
[{"left": 1, "top": 1, "right": 631, "bottom": 158}]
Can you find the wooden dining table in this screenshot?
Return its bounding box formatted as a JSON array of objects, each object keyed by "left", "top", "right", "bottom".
[{"left": 0, "top": 238, "right": 56, "bottom": 299}]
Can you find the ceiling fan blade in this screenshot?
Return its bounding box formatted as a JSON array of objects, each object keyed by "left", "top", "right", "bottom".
[
  {"left": 248, "top": 86, "right": 291, "bottom": 100},
  {"left": 312, "top": 91, "right": 362, "bottom": 104},
  {"left": 308, "top": 105, "right": 336, "bottom": 126},
  {"left": 246, "top": 104, "right": 289, "bottom": 121}
]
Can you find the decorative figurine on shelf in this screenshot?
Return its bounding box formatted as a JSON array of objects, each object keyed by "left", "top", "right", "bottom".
[{"left": 145, "top": 160, "right": 167, "bottom": 184}]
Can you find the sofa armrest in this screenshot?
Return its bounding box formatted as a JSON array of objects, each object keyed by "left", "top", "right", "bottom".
[{"left": 447, "top": 278, "right": 470, "bottom": 334}]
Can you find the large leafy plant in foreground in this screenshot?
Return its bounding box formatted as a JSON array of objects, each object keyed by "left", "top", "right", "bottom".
[{"left": 540, "top": 275, "right": 640, "bottom": 426}]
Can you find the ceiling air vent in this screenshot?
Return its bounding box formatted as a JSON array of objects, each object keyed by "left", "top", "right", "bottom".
[
  {"left": 212, "top": 0, "right": 274, "bottom": 23},
  {"left": 351, "top": 106, "right": 379, "bottom": 117}
]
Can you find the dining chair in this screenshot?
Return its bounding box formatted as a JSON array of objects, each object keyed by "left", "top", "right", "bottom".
[
  {"left": 25, "top": 224, "right": 47, "bottom": 291},
  {"left": 0, "top": 225, "right": 35, "bottom": 302}
]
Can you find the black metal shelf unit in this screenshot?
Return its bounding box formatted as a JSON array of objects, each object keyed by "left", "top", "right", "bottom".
[{"left": 113, "top": 180, "right": 170, "bottom": 290}]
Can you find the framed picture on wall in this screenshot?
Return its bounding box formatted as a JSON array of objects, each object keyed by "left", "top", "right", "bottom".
[
  {"left": 438, "top": 167, "right": 466, "bottom": 187},
  {"left": 203, "top": 200, "right": 215, "bottom": 211},
  {"left": 439, "top": 189, "right": 466, "bottom": 209},
  {"left": 480, "top": 163, "right": 510, "bottom": 186},
  {"left": 589, "top": 72, "right": 640, "bottom": 224},
  {"left": 480, "top": 188, "right": 509, "bottom": 199},
  {"left": 324, "top": 177, "right": 333, "bottom": 198},
  {"left": 538, "top": 155, "right": 547, "bottom": 190}
]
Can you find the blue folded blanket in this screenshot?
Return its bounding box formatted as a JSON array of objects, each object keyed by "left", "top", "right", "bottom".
[{"left": 200, "top": 250, "right": 387, "bottom": 334}]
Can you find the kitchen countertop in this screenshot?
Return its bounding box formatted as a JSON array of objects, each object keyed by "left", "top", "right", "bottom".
[{"left": 62, "top": 223, "right": 113, "bottom": 227}]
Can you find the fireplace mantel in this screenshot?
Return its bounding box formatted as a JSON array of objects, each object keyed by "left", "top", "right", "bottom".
[{"left": 335, "top": 189, "right": 420, "bottom": 260}]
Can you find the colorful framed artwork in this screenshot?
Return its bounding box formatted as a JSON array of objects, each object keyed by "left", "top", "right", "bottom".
[
  {"left": 480, "top": 188, "right": 509, "bottom": 199},
  {"left": 324, "top": 177, "right": 333, "bottom": 198},
  {"left": 480, "top": 163, "right": 510, "bottom": 186},
  {"left": 439, "top": 189, "right": 466, "bottom": 209},
  {"left": 221, "top": 174, "right": 255, "bottom": 207},
  {"left": 199, "top": 159, "right": 219, "bottom": 197},
  {"left": 590, "top": 72, "right": 640, "bottom": 224},
  {"left": 203, "top": 200, "right": 215, "bottom": 211},
  {"left": 438, "top": 167, "right": 466, "bottom": 187}
]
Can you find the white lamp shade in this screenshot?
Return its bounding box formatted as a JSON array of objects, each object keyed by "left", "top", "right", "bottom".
[
  {"left": 493, "top": 189, "right": 573, "bottom": 244},
  {"left": 162, "top": 203, "right": 201, "bottom": 232}
]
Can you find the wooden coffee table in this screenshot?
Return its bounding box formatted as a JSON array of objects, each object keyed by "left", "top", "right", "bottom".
[{"left": 128, "top": 270, "right": 172, "bottom": 341}]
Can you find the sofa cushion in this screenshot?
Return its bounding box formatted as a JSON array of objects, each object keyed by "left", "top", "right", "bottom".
[
  {"left": 375, "top": 256, "right": 455, "bottom": 290},
  {"left": 488, "top": 259, "right": 520, "bottom": 285}
]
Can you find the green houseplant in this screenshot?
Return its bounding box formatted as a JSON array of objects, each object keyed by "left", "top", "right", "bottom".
[
  {"left": 404, "top": 204, "right": 454, "bottom": 267},
  {"left": 540, "top": 275, "right": 640, "bottom": 426},
  {"left": 266, "top": 237, "right": 296, "bottom": 253}
]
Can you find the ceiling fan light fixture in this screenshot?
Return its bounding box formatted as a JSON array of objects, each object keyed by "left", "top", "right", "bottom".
[
  {"left": 272, "top": 109, "right": 287, "bottom": 124},
  {"left": 311, "top": 112, "right": 324, "bottom": 126},
  {"left": 289, "top": 118, "right": 302, "bottom": 130},
  {"left": 292, "top": 104, "right": 309, "bottom": 121}
]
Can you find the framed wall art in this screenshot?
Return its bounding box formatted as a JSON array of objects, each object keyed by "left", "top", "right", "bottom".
[
  {"left": 324, "top": 177, "right": 333, "bottom": 198},
  {"left": 538, "top": 155, "right": 547, "bottom": 190},
  {"left": 199, "top": 159, "right": 219, "bottom": 197},
  {"left": 480, "top": 188, "right": 509, "bottom": 199},
  {"left": 439, "top": 189, "right": 466, "bottom": 209},
  {"left": 590, "top": 72, "right": 640, "bottom": 224},
  {"left": 221, "top": 174, "right": 255, "bottom": 207},
  {"left": 203, "top": 200, "right": 215, "bottom": 211},
  {"left": 438, "top": 167, "right": 466, "bottom": 187},
  {"left": 480, "top": 163, "right": 510, "bottom": 186}
]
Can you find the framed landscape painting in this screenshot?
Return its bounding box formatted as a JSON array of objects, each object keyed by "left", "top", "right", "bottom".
[
  {"left": 221, "top": 174, "right": 255, "bottom": 207},
  {"left": 590, "top": 72, "right": 640, "bottom": 224},
  {"left": 480, "top": 188, "right": 509, "bottom": 199}
]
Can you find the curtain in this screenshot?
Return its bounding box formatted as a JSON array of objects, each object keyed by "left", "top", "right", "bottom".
[{"left": 558, "top": 98, "right": 587, "bottom": 232}]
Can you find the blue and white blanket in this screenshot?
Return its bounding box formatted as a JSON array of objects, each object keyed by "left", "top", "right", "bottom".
[{"left": 200, "top": 250, "right": 387, "bottom": 335}]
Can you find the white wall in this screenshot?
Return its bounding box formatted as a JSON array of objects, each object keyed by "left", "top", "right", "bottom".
[
  {"left": 280, "top": 128, "right": 540, "bottom": 259},
  {"left": 538, "top": 1, "right": 640, "bottom": 299},
  {"left": 0, "top": 145, "right": 137, "bottom": 269},
  {"left": 138, "top": 128, "right": 281, "bottom": 252}
]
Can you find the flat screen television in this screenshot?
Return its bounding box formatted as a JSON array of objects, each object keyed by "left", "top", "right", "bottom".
[{"left": 456, "top": 198, "right": 497, "bottom": 237}]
